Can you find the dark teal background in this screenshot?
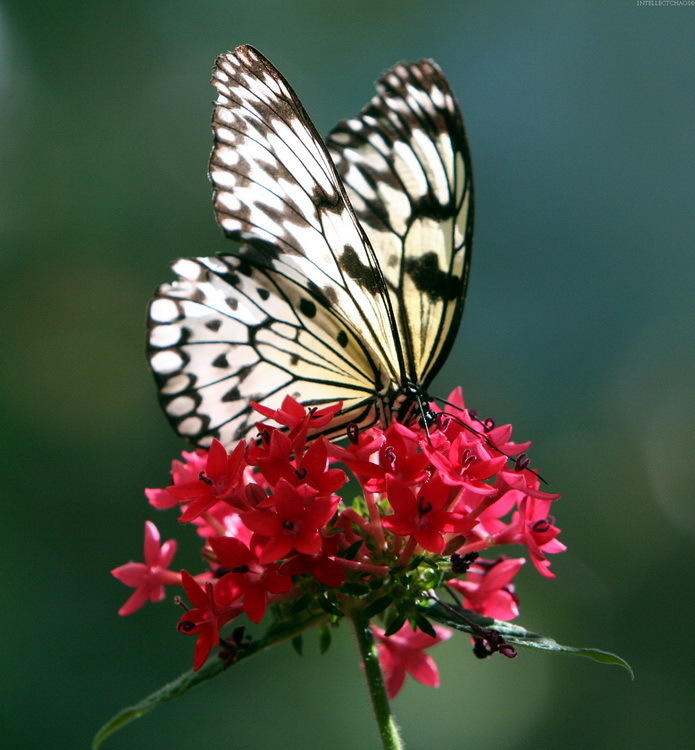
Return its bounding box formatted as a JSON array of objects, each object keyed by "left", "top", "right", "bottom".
[{"left": 2, "top": 1, "right": 693, "bottom": 748}]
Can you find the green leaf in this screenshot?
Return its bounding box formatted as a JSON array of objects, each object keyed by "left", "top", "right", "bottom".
[
  {"left": 92, "top": 659, "right": 225, "bottom": 750},
  {"left": 412, "top": 611, "right": 436, "bottom": 638},
  {"left": 362, "top": 595, "right": 393, "bottom": 619},
  {"left": 317, "top": 594, "right": 342, "bottom": 616},
  {"left": 92, "top": 612, "right": 327, "bottom": 749},
  {"left": 384, "top": 613, "right": 407, "bottom": 636},
  {"left": 406, "top": 554, "right": 425, "bottom": 571},
  {"left": 291, "top": 634, "right": 303, "bottom": 656},
  {"left": 427, "top": 600, "right": 633, "bottom": 678},
  {"left": 418, "top": 556, "right": 440, "bottom": 571},
  {"left": 319, "top": 623, "right": 332, "bottom": 654}
]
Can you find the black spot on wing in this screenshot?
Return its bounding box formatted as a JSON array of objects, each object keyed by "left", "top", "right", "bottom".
[
  {"left": 299, "top": 297, "right": 317, "bottom": 318},
  {"left": 233, "top": 259, "right": 254, "bottom": 278},
  {"left": 339, "top": 245, "right": 381, "bottom": 295},
  {"left": 222, "top": 385, "right": 241, "bottom": 402},
  {"left": 237, "top": 238, "right": 284, "bottom": 264},
  {"left": 176, "top": 326, "right": 192, "bottom": 345},
  {"left": 312, "top": 185, "right": 341, "bottom": 211},
  {"left": 212, "top": 353, "right": 229, "bottom": 368},
  {"left": 218, "top": 269, "right": 242, "bottom": 286},
  {"left": 404, "top": 252, "right": 460, "bottom": 301},
  {"left": 337, "top": 330, "right": 348, "bottom": 347}
]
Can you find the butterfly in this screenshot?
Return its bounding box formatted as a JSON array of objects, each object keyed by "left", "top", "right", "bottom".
[{"left": 147, "top": 45, "right": 473, "bottom": 448}]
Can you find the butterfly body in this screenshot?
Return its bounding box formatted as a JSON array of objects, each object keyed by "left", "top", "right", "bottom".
[{"left": 148, "top": 45, "right": 473, "bottom": 448}]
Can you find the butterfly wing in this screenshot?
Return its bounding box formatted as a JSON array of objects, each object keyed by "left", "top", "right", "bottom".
[
  {"left": 148, "top": 45, "right": 404, "bottom": 446},
  {"left": 327, "top": 58, "right": 473, "bottom": 390},
  {"left": 208, "top": 45, "right": 405, "bottom": 383},
  {"left": 148, "top": 253, "right": 384, "bottom": 446}
]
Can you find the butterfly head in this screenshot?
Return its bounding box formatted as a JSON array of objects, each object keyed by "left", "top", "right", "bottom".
[{"left": 387, "top": 381, "right": 438, "bottom": 433}]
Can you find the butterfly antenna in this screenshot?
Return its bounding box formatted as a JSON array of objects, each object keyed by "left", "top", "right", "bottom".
[{"left": 432, "top": 395, "right": 546, "bottom": 484}]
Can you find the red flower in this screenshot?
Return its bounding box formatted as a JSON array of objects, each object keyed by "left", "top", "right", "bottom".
[
  {"left": 325, "top": 435, "right": 386, "bottom": 485},
  {"left": 425, "top": 430, "right": 508, "bottom": 488},
  {"left": 167, "top": 439, "right": 247, "bottom": 522},
  {"left": 251, "top": 432, "right": 347, "bottom": 496},
  {"left": 448, "top": 556, "right": 525, "bottom": 620},
  {"left": 120, "top": 387, "right": 566, "bottom": 677},
  {"left": 112, "top": 521, "right": 180, "bottom": 615},
  {"left": 242, "top": 479, "right": 340, "bottom": 563},
  {"left": 252, "top": 394, "right": 342, "bottom": 432},
  {"left": 145, "top": 449, "right": 208, "bottom": 509},
  {"left": 209, "top": 536, "right": 293, "bottom": 623},
  {"left": 252, "top": 395, "right": 343, "bottom": 455},
  {"left": 176, "top": 570, "right": 241, "bottom": 670},
  {"left": 383, "top": 475, "right": 474, "bottom": 554},
  {"left": 372, "top": 622, "right": 452, "bottom": 698},
  {"left": 279, "top": 546, "right": 346, "bottom": 588},
  {"left": 487, "top": 473, "right": 563, "bottom": 577},
  {"left": 294, "top": 438, "right": 347, "bottom": 495},
  {"left": 376, "top": 422, "right": 430, "bottom": 488}
]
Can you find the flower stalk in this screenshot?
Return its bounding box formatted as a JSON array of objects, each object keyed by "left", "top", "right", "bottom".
[{"left": 351, "top": 611, "right": 403, "bottom": 750}]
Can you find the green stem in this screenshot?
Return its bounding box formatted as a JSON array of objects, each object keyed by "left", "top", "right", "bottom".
[{"left": 351, "top": 613, "right": 404, "bottom": 750}]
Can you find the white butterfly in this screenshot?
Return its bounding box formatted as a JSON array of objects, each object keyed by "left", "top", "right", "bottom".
[{"left": 147, "top": 45, "right": 473, "bottom": 448}]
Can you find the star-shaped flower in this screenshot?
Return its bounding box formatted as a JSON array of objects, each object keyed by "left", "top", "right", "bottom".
[{"left": 111, "top": 521, "right": 179, "bottom": 615}]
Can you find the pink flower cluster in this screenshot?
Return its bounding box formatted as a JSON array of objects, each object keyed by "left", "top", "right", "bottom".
[{"left": 113, "top": 389, "right": 564, "bottom": 694}]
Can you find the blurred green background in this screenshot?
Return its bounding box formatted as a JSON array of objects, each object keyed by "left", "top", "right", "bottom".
[{"left": 1, "top": 1, "right": 693, "bottom": 748}]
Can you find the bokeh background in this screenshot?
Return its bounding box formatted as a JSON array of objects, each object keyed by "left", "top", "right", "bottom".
[{"left": 2, "top": 1, "right": 693, "bottom": 748}]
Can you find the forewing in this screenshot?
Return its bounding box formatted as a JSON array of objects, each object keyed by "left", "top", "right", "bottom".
[
  {"left": 148, "top": 253, "right": 383, "bottom": 447},
  {"left": 327, "top": 58, "right": 473, "bottom": 388},
  {"left": 208, "top": 45, "right": 404, "bottom": 384}
]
